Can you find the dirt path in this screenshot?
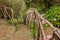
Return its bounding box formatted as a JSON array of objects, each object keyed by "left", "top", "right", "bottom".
[
  {"left": 0, "top": 19, "right": 33, "bottom": 40},
  {"left": 9, "top": 24, "right": 33, "bottom": 40},
  {"left": 0, "top": 18, "right": 55, "bottom": 40}
]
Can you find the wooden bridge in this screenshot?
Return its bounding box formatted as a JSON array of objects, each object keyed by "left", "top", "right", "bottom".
[{"left": 25, "top": 8, "right": 60, "bottom": 40}]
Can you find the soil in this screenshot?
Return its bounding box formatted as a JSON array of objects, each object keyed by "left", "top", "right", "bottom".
[
  {"left": 45, "top": 27, "right": 54, "bottom": 36},
  {"left": 0, "top": 18, "right": 33, "bottom": 40},
  {"left": 0, "top": 18, "right": 57, "bottom": 40}
]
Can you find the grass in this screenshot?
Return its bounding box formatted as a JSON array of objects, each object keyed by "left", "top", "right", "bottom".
[
  {"left": 27, "top": 22, "right": 36, "bottom": 39},
  {"left": 7, "top": 19, "right": 18, "bottom": 32},
  {"left": 43, "top": 24, "right": 50, "bottom": 30}
]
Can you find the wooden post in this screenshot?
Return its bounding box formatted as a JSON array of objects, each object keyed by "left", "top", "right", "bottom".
[
  {"left": 4, "top": 6, "right": 7, "bottom": 20},
  {"left": 51, "top": 30, "right": 60, "bottom": 40}
]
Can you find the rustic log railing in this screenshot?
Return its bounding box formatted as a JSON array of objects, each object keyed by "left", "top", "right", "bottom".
[
  {"left": 0, "top": 5, "right": 14, "bottom": 25},
  {"left": 24, "top": 8, "right": 60, "bottom": 40}
]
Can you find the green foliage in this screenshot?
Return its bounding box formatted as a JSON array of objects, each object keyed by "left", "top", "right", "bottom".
[
  {"left": 25, "top": 0, "right": 45, "bottom": 12},
  {"left": 27, "top": 22, "right": 36, "bottom": 38},
  {"left": 7, "top": 20, "right": 12, "bottom": 25},
  {"left": 45, "top": 5, "right": 60, "bottom": 27},
  {"left": 13, "top": 19, "right": 18, "bottom": 31},
  {"left": 36, "top": 5, "right": 45, "bottom": 13},
  {"left": 30, "top": 23, "right": 36, "bottom": 38},
  {"left": 7, "top": 19, "right": 18, "bottom": 32},
  {"left": 7, "top": 0, "right": 27, "bottom": 23},
  {"left": 43, "top": 24, "right": 50, "bottom": 30}
]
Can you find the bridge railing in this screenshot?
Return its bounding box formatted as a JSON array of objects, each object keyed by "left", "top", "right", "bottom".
[
  {"left": 0, "top": 5, "right": 14, "bottom": 25},
  {"left": 24, "top": 8, "right": 60, "bottom": 40}
]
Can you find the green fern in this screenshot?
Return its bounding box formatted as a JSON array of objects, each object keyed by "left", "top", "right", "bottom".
[{"left": 45, "top": 5, "right": 60, "bottom": 27}]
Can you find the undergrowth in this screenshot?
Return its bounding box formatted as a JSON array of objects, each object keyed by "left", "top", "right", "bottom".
[
  {"left": 7, "top": 19, "right": 18, "bottom": 32},
  {"left": 45, "top": 5, "right": 60, "bottom": 28}
]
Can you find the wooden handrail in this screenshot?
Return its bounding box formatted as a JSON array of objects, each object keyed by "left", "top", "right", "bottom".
[{"left": 25, "top": 8, "right": 60, "bottom": 40}]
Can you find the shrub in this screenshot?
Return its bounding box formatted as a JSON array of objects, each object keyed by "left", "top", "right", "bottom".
[
  {"left": 45, "top": 5, "right": 60, "bottom": 27},
  {"left": 13, "top": 19, "right": 18, "bottom": 31},
  {"left": 27, "top": 21, "right": 36, "bottom": 38},
  {"left": 7, "top": 19, "right": 18, "bottom": 32}
]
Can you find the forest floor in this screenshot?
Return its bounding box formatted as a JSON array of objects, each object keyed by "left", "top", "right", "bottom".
[
  {"left": 0, "top": 18, "right": 33, "bottom": 40},
  {"left": 0, "top": 18, "right": 54, "bottom": 40}
]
